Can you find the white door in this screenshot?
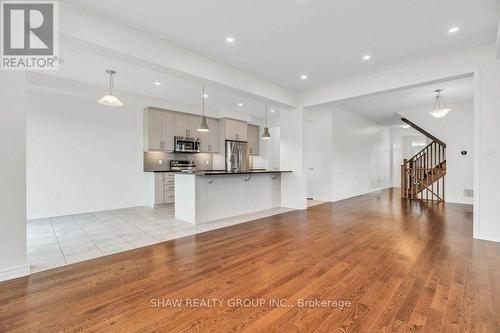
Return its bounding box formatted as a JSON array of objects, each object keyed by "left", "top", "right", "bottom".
[{"left": 305, "top": 121, "right": 315, "bottom": 199}]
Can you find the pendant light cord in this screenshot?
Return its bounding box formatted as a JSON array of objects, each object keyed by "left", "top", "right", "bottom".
[
  {"left": 108, "top": 71, "right": 116, "bottom": 96},
  {"left": 434, "top": 89, "right": 447, "bottom": 110},
  {"left": 265, "top": 104, "right": 268, "bottom": 127}
]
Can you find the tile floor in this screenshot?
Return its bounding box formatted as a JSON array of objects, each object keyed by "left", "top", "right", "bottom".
[{"left": 27, "top": 205, "right": 293, "bottom": 273}]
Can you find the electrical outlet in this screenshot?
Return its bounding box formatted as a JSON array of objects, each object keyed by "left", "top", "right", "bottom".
[{"left": 464, "top": 189, "right": 474, "bottom": 197}]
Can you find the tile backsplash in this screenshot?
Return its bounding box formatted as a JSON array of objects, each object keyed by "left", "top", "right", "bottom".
[{"left": 144, "top": 151, "right": 216, "bottom": 171}]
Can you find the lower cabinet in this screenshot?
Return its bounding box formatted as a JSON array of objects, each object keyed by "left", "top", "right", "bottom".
[{"left": 155, "top": 173, "right": 175, "bottom": 206}]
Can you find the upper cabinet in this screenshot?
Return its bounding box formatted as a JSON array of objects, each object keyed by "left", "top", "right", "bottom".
[
  {"left": 222, "top": 119, "right": 248, "bottom": 142},
  {"left": 143, "top": 108, "right": 226, "bottom": 155},
  {"left": 143, "top": 107, "right": 175, "bottom": 151},
  {"left": 247, "top": 124, "right": 260, "bottom": 156},
  {"left": 200, "top": 118, "right": 219, "bottom": 153},
  {"left": 174, "top": 113, "right": 201, "bottom": 138}
]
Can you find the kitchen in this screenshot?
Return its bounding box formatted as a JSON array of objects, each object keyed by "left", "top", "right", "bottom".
[
  {"left": 24, "top": 65, "right": 293, "bottom": 273},
  {"left": 142, "top": 105, "right": 291, "bottom": 224}
]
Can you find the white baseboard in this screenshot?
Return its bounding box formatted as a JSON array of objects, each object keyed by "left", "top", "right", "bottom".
[
  {"left": 475, "top": 233, "right": 500, "bottom": 243},
  {"left": 0, "top": 264, "right": 30, "bottom": 283},
  {"left": 331, "top": 187, "right": 390, "bottom": 203},
  {"left": 310, "top": 196, "right": 331, "bottom": 203}
]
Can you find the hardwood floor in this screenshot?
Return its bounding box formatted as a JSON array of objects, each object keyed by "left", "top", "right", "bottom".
[{"left": 0, "top": 188, "right": 498, "bottom": 332}]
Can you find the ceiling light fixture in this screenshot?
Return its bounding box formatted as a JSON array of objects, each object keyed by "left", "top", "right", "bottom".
[
  {"left": 271, "top": 109, "right": 275, "bottom": 113},
  {"left": 97, "top": 70, "right": 123, "bottom": 107},
  {"left": 429, "top": 89, "right": 450, "bottom": 118},
  {"left": 362, "top": 54, "right": 371, "bottom": 61},
  {"left": 225, "top": 35, "right": 235, "bottom": 43},
  {"left": 262, "top": 104, "right": 271, "bottom": 140},
  {"left": 448, "top": 26, "right": 460, "bottom": 33},
  {"left": 238, "top": 103, "right": 243, "bottom": 107},
  {"left": 203, "top": 94, "right": 208, "bottom": 98},
  {"left": 154, "top": 81, "right": 161, "bottom": 86},
  {"left": 300, "top": 74, "right": 308, "bottom": 80},
  {"left": 198, "top": 84, "right": 209, "bottom": 132}
]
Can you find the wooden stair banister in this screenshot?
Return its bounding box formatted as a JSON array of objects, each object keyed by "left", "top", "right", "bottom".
[
  {"left": 400, "top": 119, "right": 447, "bottom": 202},
  {"left": 401, "top": 118, "right": 447, "bottom": 148}
]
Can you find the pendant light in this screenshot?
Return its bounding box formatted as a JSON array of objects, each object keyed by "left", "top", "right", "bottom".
[
  {"left": 262, "top": 104, "right": 271, "bottom": 140},
  {"left": 429, "top": 89, "right": 450, "bottom": 118},
  {"left": 97, "top": 70, "right": 123, "bottom": 107},
  {"left": 198, "top": 84, "right": 209, "bottom": 132}
]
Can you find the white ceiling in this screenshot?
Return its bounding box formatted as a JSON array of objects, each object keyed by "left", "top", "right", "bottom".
[
  {"left": 66, "top": 0, "right": 499, "bottom": 93},
  {"left": 328, "top": 76, "right": 474, "bottom": 127},
  {"left": 37, "top": 44, "right": 283, "bottom": 121}
]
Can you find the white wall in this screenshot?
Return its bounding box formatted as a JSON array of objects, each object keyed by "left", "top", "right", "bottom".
[
  {"left": 305, "top": 106, "right": 391, "bottom": 202},
  {"left": 27, "top": 89, "right": 145, "bottom": 219},
  {"left": 392, "top": 102, "right": 474, "bottom": 204},
  {"left": 280, "top": 108, "right": 307, "bottom": 209},
  {"left": 0, "top": 72, "right": 29, "bottom": 281},
  {"left": 331, "top": 108, "right": 391, "bottom": 201}
]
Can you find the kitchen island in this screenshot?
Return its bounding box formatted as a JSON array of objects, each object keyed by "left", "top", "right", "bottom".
[{"left": 175, "top": 170, "right": 292, "bottom": 224}]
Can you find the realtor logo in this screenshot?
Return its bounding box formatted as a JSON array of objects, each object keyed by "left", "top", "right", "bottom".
[{"left": 1, "top": 0, "right": 59, "bottom": 70}]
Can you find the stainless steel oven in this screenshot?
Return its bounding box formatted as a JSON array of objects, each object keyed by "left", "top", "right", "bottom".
[{"left": 174, "top": 136, "right": 200, "bottom": 153}]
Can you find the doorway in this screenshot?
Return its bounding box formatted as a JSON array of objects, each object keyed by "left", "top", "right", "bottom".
[{"left": 305, "top": 120, "right": 315, "bottom": 199}]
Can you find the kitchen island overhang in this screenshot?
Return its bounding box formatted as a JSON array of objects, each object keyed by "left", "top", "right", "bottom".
[{"left": 175, "top": 171, "right": 292, "bottom": 224}]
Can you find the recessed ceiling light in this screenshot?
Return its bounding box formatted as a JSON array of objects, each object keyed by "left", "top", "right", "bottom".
[
  {"left": 225, "top": 35, "right": 235, "bottom": 43},
  {"left": 238, "top": 103, "right": 243, "bottom": 107},
  {"left": 362, "top": 55, "right": 371, "bottom": 61},
  {"left": 271, "top": 109, "right": 275, "bottom": 113},
  {"left": 448, "top": 26, "right": 460, "bottom": 33},
  {"left": 300, "top": 74, "right": 308, "bottom": 80},
  {"left": 154, "top": 81, "right": 161, "bottom": 86},
  {"left": 203, "top": 94, "right": 208, "bottom": 98}
]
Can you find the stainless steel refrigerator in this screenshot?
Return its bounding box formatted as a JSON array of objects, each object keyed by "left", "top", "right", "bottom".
[{"left": 225, "top": 140, "right": 249, "bottom": 172}]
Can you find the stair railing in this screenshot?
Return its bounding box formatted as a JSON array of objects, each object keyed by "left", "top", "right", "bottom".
[{"left": 401, "top": 141, "right": 446, "bottom": 202}]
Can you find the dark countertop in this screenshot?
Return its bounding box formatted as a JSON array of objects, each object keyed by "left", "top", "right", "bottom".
[{"left": 174, "top": 170, "right": 292, "bottom": 176}]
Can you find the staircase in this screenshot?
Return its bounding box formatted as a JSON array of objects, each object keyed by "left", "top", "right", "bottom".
[{"left": 400, "top": 118, "right": 446, "bottom": 202}]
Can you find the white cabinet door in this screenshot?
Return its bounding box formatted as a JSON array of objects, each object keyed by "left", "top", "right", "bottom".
[
  {"left": 147, "top": 109, "right": 163, "bottom": 150},
  {"left": 154, "top": 174, "right": 165, "bottom": 204},
  {"left": 247, "top": 124, "right": 259, "bottom": 155},
  {"left": 225, "top": 119, "right": 247, "bottom": 141},
  {"left": 174, "top": 113, "right": 189, "bottom": 137},
  {"left": 188, "top": 115, "right": 201, "bottom": 138},
  {"left": 238, "top": 121, "right": 248, "bottom": 142},
  {"left": 199, "top": 127, "right": 210, "bottom": 152},
  {"left": 161, "top": 111, "right": 175, "bottom": 151},
  {"left": 208, "top": 118, "right": 219, "bottom": 153},
  {"left": 224, "top": 119, "right": 238, "bottom": 141}
]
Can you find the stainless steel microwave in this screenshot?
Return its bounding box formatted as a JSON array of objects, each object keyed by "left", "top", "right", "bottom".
[{"left": 174, "top": 136, "right": 200, "bottom": 153}]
